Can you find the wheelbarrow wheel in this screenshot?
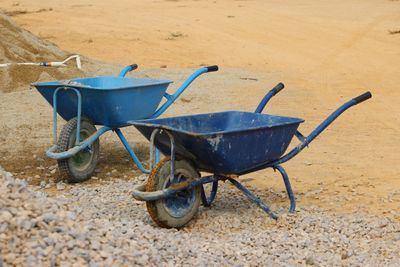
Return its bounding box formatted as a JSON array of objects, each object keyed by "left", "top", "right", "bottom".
[
  {"left": 146, "top": 158, "right": 201, "bottom": 228},
  {"left": 57, "top": 117, "right": 99, "bottom": 183}
]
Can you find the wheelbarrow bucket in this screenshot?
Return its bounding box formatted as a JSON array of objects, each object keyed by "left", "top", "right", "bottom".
[
  {"left": 32, "top": 64, "right": 219, "bottom": 183},
  {"left": 131, "top": 88, "right": 372, "bottom": 228},
  {"left": 33, "top": 76, "right": 172, "bottom": 128},
  {"left": 132, "top": 111, "right": 304, "bottom": 174}
]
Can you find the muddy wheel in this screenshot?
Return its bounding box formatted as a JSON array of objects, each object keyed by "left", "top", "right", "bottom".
[
  {"left": 146, "top": 158, "right": 201, "bottom": 228},
  {"left": 57, "top": 117, "right": 99, "bottom": 183}
]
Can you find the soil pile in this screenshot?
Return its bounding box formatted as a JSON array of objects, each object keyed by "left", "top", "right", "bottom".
[{"left": 0, "top": 13, "right": 84, "bottom": 93}]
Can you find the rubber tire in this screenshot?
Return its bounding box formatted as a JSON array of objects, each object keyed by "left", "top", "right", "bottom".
[
  {"left": 146, "top": 158, "right": 201, "bottom": 228},
  {"left": 57, "top": 117, "right": 99, "bottom": 183}
]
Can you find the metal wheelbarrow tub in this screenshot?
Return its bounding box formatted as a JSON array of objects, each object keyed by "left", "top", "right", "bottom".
[
  {"left": 31, "top": 64, "right": 219, "bottom": 183},
  {"left": 34, "top": 76, "right": 172, "bottom": 128},
  {"left": 131, "top": 82, "right": 372, "bottom": 228},
  {"left": 133, "top": 111, "right": 304, "bottom": 174}
]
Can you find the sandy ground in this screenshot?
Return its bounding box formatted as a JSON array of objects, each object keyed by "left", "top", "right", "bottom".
[{"left": 0, "top": 0, "right": 399, "bottom": 219}]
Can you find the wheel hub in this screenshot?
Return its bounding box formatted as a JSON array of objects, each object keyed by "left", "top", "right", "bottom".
[
  {"left": 163, "top": 172, "right": 196, "bottom": 218},
  {"left": 70, "top": 131, "right": 93, "bottom": 170}
]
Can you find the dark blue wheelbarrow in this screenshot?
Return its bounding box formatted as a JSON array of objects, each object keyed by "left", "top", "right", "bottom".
[
  {"left": 33, "top": 64, "right": 219, "bottom": 183},
  {"left": 131, "top": 83, "right": 372, "bottom": 228}
]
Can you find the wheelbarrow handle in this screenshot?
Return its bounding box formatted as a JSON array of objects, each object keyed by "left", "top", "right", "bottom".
[
  {"left": 150, "top": 65, "right": 219, "bottom": 119},
  {"left": 353, "top": 91, "right": 372, "bottom": 104},
  {"left": 205, "top": 65, "right": 219, "bottom": 72},
  {"left": 118, "top": 64, "right": 138, "bottom": 77},
  {"left": 255, "top": 82, "right": 285, "bottom": 113},
  {"left": 259, "top": 91, "right": 373, "bottom": 169}
]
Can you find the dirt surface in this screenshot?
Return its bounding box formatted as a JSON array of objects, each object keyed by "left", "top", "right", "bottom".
[
  {"left": 0, "top": 0, "right": 399, "bottom": 221},
  {"left": 0, "top": 13, "right": 86, "bottom": 92}
]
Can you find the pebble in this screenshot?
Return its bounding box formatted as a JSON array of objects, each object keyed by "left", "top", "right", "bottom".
[
  {"left": 0, "top": 166, "right": 399, "bottom": 266},
  {"left": 56, "top": 182, "right": 66, "bottom": 191},
  {"left": 49, "top": 165, "right": 57, "bottom": 171}
]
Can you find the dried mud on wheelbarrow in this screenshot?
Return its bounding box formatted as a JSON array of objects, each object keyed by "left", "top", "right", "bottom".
[{"left": 131, "top": 83, "right": 372, "bottom": 228}]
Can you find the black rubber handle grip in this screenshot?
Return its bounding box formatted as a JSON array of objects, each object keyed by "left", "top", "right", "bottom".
[
  {"left": 353, "top": 91, "right": 372, "bottom": 104},
  {"left": 272, "top": 82, "right": 284, "bottom": 95},
  {"left": 205, "top": 65, "right": 219, "bottom": 72},
  {"left": 130, "top": 64, "right": 138, "bottom": 70}
]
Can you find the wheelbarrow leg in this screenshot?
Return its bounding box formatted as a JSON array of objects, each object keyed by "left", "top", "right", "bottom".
[
  {"left": 201, "top": 181, "right": 218, "bottom": 207},
  {"left": 114, "top": 128, "right": 150, "bottom": 174},
  {"left": 226, "top": 177, "right": 278, "bottom": 220},
  {"left": 274, "top": 165, "right": 296, "bottom": 213}
]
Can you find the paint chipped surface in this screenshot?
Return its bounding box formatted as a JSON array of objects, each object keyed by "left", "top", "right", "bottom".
[{"left": 207, "top": 134, "right": 223, "bottom": 151}]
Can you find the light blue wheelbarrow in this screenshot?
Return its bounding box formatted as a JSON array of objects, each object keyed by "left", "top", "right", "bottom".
[{"left": 33, "top": 64, "right": 219, "bottom": 183}]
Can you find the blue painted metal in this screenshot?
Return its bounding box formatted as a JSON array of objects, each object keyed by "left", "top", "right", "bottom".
[
  {"left": 226, "top": 177, "right": 278, "bottom": 219},
  {"left": 294, "top": 130, "right": 306, "bottom": 143},
  {"left": 114, "top": 129, "right": 150, "bottom": 174},
  {"left": 133, "top": 90, "right": 371, "bottom": 222},
  {"left": 118, "top": 64, "right": 138, "bottom": 77},
  {"left": 131, "top": 171, "right": 278, "bottom": 219},
  {"left": 155, "top": 149, "right": 161, "bottom": 165},
  {"left": 46, "top": 126, "right": 111, "bottom": 159},
  {"left": 255, "top": 82, "right": 285, "bottom": 113},
  {"left": 201, "top": 181, "right": 218, "bottom": 207},
  {"left": 34, "top": 77, "right": 172, "bottom": 128},
  {"left": 133, "top": 111, "right": 304, "bottom": 174},
  {"left": 164, "top": 175, "right": 197, "bottom": 218},
  {"left": 274, "top": 165, "right": 296, "bottom": 213},
  {"left": 33, "top": 66, "right": 216, "bottom": 127},
  {"left": 150, "top": 67, "right": 211, "bottom": 119},
  {"left": 247, "top": 98, "right": 368, "bottom": 173},
  {"left": 132, "top": 175, "right": 219, "bottom": 201},
  {"left": 35, "top": 65, "right": 218, "bottom": 174},
  {"left": 52, "top": 87, "right": 82, "bottom": 145}
]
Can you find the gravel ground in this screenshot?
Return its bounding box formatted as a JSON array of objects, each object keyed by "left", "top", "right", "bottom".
[{"left": 1, "top": 166, "right": 400, "bottom": 266}]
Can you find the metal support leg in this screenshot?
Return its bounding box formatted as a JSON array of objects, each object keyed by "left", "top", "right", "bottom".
[
  {"left": 226, "top": 177, "right": 278, "bottom": 220},
  {"left": 149, "top": 129, "right": 177, "bottom": 183},
  {"left": 52, "top": 87, "right": 82, "bottom": 145},
  {"left": 274, "top": 165, "right": 296, "bottom": 213},
  {"left": 155, "top": 149, "right": 160, "bottom": 164},
  {"left": 115, "top": 128, "right": 150, "bottom": 174},
  {"left": 201, "top": 181, "right": 218, "bottom": 207}
]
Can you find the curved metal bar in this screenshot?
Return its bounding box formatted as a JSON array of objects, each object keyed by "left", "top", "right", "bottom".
[
  {"left": 118, "top": 64, "right": 138, "bottom": 77},
  {"left": 114, "top": 128, "right": 150, "bottom": 174},
  {"left": 164, "top": 130, "right": 176, "bottom": 183},
  {"left": 226, "top": 177, "right": 278, "bottom": 220},
  {"left": 149, "top": 129, "right": 159, "bottom": 171},
  {"left": 274, "top": 165, "right": 296, "bottom": 213},
  {"left": 255, "top": 83, "right": 284, "bottom": 113},
  {"left": 132, "top": 175, "right": 219, "bottom": 201},
  {"left": 149, "top": 128, "right": 176, "bottom": 182},
  {"left": 238, "top": 98, "right": 364, "bottom": 175},
  {"left": 47, "top": 126, "right": 111, "bottom": 159},
  {"left": 52, "top": 87, "right": 82, "bottom": 145},
  {"left": 201, "top": 181, "right": 219, "bottom": 207},
  {"left": 269, "top": 99, "right": 356, "bottom": 166},
  {"left": 150, "top": 67, "right": 210, "bottom": 119}
]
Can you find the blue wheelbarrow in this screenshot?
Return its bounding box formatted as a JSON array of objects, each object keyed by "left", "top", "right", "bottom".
[
  {"left": 32, "top": 64, "right": 219, "bottom": 183},
  {"left": 131, "top": 83, "right": 372, "bottom": 228}
]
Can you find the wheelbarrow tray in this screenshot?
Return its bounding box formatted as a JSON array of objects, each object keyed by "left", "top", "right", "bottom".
[
  {"left": 132, "top": 111, "right": 304, "bottom": 174},
  {"left": 33, "top": 76, "right": 172, "bottom": 128}
]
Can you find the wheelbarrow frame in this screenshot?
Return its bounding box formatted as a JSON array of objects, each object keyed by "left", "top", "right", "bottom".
[
  {"left": 131, "top": 83, "right": 372, "bottom": 220},
  {"left": 41, "top": 64, "right": 219, "bottom": 174}
]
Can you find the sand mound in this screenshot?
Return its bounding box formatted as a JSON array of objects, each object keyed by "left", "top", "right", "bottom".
[{"left": 0, "top": 13, "right": 84, "bottom": 93}]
